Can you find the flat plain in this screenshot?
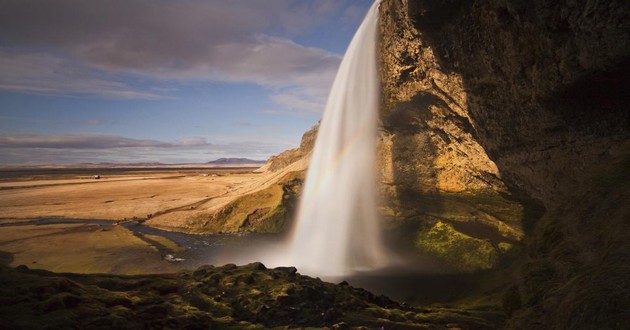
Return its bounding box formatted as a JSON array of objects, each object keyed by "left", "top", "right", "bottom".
[
  {"left": 0, "top": 167, "right": 264, "bottom": 274},
  {"left": 0, "top": 167, "right": 261, "bottom": 221}
]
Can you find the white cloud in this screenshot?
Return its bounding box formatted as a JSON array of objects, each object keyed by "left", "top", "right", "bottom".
[
  {"left": 0, "top": 133, "right": 294, "bottom": 164},
  {"left": 0, "top": 52, "right": 164, "bottom": 99},
  {"left": 0, "top": 134, "right": 209, "bottom": 149},
  {"left": 0, "top": 116, "right": 107, "bottom": 127},
  {"left": 0, "top": 0, "right": 369, "bottom": 112},
  {"left": 270, "top": 93, "right": 324, "bottom": 114}
]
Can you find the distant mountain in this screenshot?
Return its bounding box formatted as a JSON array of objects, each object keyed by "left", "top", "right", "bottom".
[{"left": 207, "top": 158, "right": 265, "bottom": 165}]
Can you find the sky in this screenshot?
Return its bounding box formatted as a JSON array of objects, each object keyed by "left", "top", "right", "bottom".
[{"left": 0, "top": 0, "right": 374, "bottom": 165}]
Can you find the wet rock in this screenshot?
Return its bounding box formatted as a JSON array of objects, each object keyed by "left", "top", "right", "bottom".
[
  {"left": 41, "top": 293, "right": 82, "bottom": 312},
  {"left": 276, "top": 294, "right": 294, "bottom": 305},
  {"left": 274, "top": 266, "right": 298, "bottom": 276},
  {"left": 245, "top": 262, "right": 267, "bottom": 271},
  {"left": 221, "top": 263, "right": 237, "bottom": 270},
  {"left": 15, "top": 265, "right": 29, "bottom": 272}
]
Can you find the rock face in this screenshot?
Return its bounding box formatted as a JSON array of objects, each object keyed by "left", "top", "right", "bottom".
[
  {"left": 378, "top": 0, "right": 528, "bottom": 272},
  {"left": 150, "top": 126, "right": 316, "bottom": 235},
  {"left": 379, "top": 0, "right": 629, "bottom": 328},
  {"left": 261, "top": 124, "right": 318, "bottom": 173},
  {"left": 201, "top": 124, "right": 318, "bottom": 234}
]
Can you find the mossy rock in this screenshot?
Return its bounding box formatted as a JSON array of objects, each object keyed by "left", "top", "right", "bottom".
[
  {"left": 0, "top": 263, "right": 502, "bottom": 328},
  {"left": 415, "top": 220, "right": 499, "bottom": 272}
]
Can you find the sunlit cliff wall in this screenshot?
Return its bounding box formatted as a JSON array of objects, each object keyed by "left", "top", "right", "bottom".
[{"left": 379, "top": 0, "right": 629, "bottom": 327}]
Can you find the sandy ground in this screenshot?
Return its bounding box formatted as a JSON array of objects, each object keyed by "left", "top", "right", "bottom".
[
  {"left": 0, "top": 169, "right": 260, "bottom": 220},
  {"left": 0, "top": 223, "right": 178, "bottom": 274}
]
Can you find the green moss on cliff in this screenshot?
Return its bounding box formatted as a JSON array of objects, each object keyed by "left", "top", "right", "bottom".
[
  {"left": 387, "top": 188, "right": 525, "bottom": 272},
  {"left": 191, "top": 171, "right": 303, "bottom": 234},
  {"left": 415, "top": 220, "right": 498, "bottom": 272}
]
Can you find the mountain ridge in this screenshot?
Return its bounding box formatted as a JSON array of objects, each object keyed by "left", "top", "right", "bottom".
[{"left": 207, "top": 157, "right": 266, "bottom": 165}]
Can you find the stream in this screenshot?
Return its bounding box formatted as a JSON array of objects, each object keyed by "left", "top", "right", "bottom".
[
  {"left": 4, "top": 218, "right": 280, "bottom": 271},
  {"left": 2, "top": 218, "right": 479, "bottom": 303}
]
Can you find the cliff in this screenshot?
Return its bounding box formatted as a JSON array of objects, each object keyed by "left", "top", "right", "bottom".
[
  {"left": 190, "top": 125, "right": 319, "bottom": 234},
  {"left": 143, "top": 125, "right": 316, "bottom": 235},
  {"left": 379, "top": 0, "right": 629, "bottom": 328}
]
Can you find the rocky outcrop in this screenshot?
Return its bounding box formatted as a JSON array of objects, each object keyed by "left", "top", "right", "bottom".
[
  {"left": 176, "top": 125, "right": 318, "bottom": 235},
  {"left": 379, "top": 0, "right": 629, "bottom": 328},
  {"left": 193, "top": 171, "right": 304, "bottom": 234},
  {"left": 147, "top": 126, "right": 316, "bottom": 235},
  {"left": 259, "top": 124, "right": 317, "bottom": 173},
  {"left": 0, "top": 263, "right": 502, "bottom": 329}
]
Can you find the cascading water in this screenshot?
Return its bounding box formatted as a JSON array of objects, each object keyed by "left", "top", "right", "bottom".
[{"left": 284, "top": 0, "right": 387, "bottom": 277}]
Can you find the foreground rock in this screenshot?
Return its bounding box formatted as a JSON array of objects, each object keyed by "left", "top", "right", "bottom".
[{"left": 0, "top": 263, "right": 502, "bottom": 329}]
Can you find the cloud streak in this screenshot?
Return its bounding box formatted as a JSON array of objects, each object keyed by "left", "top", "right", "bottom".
[
  {"left": 0, "top": 134, "right": 292, "bottom": 165},
  {"left": 0, "top": 52, "right": 165, "bottom": 99},
  {"left": 0, "top": 134, "right": 210, "bottom": 149},
  {"left": 0, "top": 0, "right": 370, "bottom": 111},
  {"left": 0, "top": 116, "right": 107, "bottom": 127}
]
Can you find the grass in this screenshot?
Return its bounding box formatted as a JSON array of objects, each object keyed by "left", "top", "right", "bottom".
[
  {"left": 0, "top": 224, "right": 177, "bottom": 274},
  {"left": 191, "top": 171, "right": 304, "bottom": 234}
]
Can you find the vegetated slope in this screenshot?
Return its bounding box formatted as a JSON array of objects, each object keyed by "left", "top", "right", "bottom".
[
  {"left": 0, "top": 263, "right": 502, "bottom": 329},
  {"left": 146, "top": 125, "right": 316, "bottom": 234},
  {"left": 379, "top": 0, "right": 629, "bottom": 328},
  {"left": 189, "top": 125, "right": 319, "bottom": 234}
]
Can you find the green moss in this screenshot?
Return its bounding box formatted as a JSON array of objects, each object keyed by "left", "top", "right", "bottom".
[
  {"left": 415, "top": 220, "right": 498, "bottom": 272},
  {"left": 497, "top": 242, "right": 513, "bottom": 253},
  {"left": 0, "top": 263, "right": 503, "bottom": 329},
  {"left": 192, "top": 171, "right": 304, "bottom": 234}
]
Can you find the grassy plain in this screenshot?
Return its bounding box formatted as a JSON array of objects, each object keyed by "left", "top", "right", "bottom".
[{"left": 0, "top": 223, "right": 177, "bottom": 274}]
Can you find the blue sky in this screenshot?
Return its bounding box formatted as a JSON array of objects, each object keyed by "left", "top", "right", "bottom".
[{"left": 0, "top": 0, "right": 374, "bottom": 165}]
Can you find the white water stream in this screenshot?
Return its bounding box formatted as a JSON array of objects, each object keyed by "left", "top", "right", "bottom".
[{"left": 283, "top": 0, "right": 387, "bottom": 277}]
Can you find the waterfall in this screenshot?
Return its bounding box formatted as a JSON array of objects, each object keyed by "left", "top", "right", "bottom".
[{"left": 285, "top": 0, "right": 386, "bottom": 277}]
